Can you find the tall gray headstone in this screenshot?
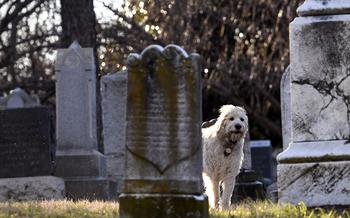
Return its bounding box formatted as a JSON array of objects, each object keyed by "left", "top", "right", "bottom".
[
  {"left": 56, "top": 41, "right": 97, "bottom": 149},
  {"left": 119, "top": 45, "right": 208, "bottom": 218},
  {"left": 55, "top": 41, "right": 116, "bottom": 200},
  {"left": 101, "top": 71, "right": 127, "bottom": 194},
  {"left": 278, "top": 1, "right": 350, "bottom": 206}
]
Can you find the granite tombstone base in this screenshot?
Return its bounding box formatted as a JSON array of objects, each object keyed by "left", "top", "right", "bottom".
[
  {"left": 119, "top": 194, "right": 208, "bottom": 218},
  {"left": 232, "top": 169, "right": 265, "bottom": 203},
  {"left": 278, "top": 161, "right": 350, "bottom": 206},
  {"left": 0, "top": 176, "right": 65, "bottom": 201},
  {"left": 55, "top": 150, "right": 117, "bottom": 200},
  {"left": 278, "top": 141, "right": 350, "bottom": 206}
]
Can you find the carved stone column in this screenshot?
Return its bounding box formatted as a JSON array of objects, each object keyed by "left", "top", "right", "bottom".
[{"left": 278, "top": 0, "right": 350, "bottom": 206}]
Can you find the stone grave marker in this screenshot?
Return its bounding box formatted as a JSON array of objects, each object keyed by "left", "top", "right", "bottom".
[
  {"left": 232, "top": 135, "right": 267, "bottom": 203},
  {"left": 55, "top": 41, "right": 116, "bottom": 200},
  {"left": 0, "top": 89, "right": 64, "bottom": 201},
  {"left": 101, "top": 71, "right": 127, "bottom": 194},
  {"left": 0, "top": 107, "right": 54, "bottom": 177},
  {"left": 278, "top": 0, "right": 350, "bottom": 206},
  {"left": 251, "top": 140, "right": 273, "bottom": 180},
  {"left": 0, "top": 87, "right": 40, "bottom": 109},
  {"left": 119, "top": 45, "right": 208, "bottom": 218}
]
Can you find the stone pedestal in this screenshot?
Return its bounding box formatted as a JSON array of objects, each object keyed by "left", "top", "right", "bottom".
[
  {"left": 55, "top": 42, "right": 116, "bottom": 200},
  {"left": 119, "top": 45, "right": 208, "bottom": 217},
  {"left": 120, "top": 194, "right": 208, "bottom": 218},
  {"left": 278, "top": 1, "right": 350, "bottom": 207},
  {"left": 232, "top": 169, "right": 265, "bottom": 203},
  {"left": 0, "top": 176, "right": 65, "bottom": 201},
  {"left": 55, "top": 150, "right": 117, "bottom": 199},
  {"left": 232, "top": 135, "right": 268, "bottom": 202},
  {"left": 278, "top": 161, "right": 350, "bottom": 206}
]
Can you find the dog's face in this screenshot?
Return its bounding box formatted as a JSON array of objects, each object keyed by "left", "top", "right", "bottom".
[{"left": 219, "top": 105, "right": 248, "bottom": 141}]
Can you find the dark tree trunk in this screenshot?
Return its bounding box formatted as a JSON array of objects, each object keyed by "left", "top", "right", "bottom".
[
  {"left": 60, "top": 0, "right": 96, "bottom": 48},
  {"left": 60, "top": 0, "right": 103, "bottom": 153}
]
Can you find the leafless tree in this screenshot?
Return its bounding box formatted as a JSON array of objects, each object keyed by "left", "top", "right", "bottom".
[
  {"left": 0, "top": 0, "right": 60, "bottom": 104},
  {"left": 99, "top": 0, "right": 303, "bottom": 144},
  {"left": 0, "top": 0, "right": 303, "bottom": 145}
]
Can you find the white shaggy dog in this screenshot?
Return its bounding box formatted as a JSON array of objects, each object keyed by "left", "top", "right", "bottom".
[{"left": 202, "top": 105, "right": 248, "bottom": 209}]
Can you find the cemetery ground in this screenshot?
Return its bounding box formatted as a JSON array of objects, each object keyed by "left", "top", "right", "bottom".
[{"left": 0, "top": 200, "right": 348, "bottom": 218}]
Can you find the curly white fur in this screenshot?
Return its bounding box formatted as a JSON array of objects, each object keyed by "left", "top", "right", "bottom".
[{"left": 202, "top": 105, "right": 248, "bottom": 209}]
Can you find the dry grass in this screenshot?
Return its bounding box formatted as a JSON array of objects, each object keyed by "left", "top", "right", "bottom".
[
  {"left": 0, "top": 200, "right": 348, "bottom": 218},
  {"left": 0, "top": 200, "right": 118, "bottom": 218}
]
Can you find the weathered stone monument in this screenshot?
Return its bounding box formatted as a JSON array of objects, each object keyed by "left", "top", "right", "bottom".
[
  {"left": 55, "top": 42, "right": 116, "bottom": 200},
  {"left": 0, "top": 88, "right": 64, "bottom": 201},
  {"left": 101, "top": 71, "right": 127, "bottom": 194},
  {"left": 119, "top": 45, "right": 208, "bottom": 218},
  {"left": 278, "top": 0, "right": 350, "bottom": 206}
]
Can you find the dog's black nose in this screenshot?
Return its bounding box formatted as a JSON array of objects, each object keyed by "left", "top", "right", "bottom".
[{"left": 235, "top": 124, "right": 242, "bottom": 130}]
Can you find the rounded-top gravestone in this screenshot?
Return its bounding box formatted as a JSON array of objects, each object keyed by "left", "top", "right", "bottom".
[{"left": 119, "top": 44, "right": 208, "bottom": 218}]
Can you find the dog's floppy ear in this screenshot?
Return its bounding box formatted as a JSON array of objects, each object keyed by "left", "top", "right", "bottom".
[
  {"left": 202, "top": 119, "right": 217, "bottom": 128},
  {"left": 241, "top": 106, "right": 247, "bottom": 115},
  {"left": 215, "top": 105, "right": 233, "bottom": 136}
]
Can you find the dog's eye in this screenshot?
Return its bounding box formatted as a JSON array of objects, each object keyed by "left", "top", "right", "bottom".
[
  {"left": 240, "top": 117, "right": 244, "bottom": 121},
  {"left": 229, "top": 117, "right": 234, "bottom": 121}
]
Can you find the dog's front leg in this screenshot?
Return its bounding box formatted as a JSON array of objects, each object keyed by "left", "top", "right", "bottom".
[
  {"left": 203, "top": 174, "right": 220, "bottom": 208},
  {"left": 221, "top": 176, "right": 235, "bottom": 210},
  {"left": 212, "top": 179, "right": 220, "bottom": 208}
]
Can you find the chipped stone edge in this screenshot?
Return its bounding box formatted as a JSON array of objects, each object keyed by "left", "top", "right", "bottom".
[{"left": 297, "top": 0, "right": 350, "bottom": 16}]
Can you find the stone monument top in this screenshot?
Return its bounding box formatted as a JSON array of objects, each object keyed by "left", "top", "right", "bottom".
[
  {"left": 56, "top": 41, "right": 94, "bottom": 68},
  {"left": 297, "top": 0, "right": 350, "bottom": 16},
  {"left": 125, "top": 44, "right": 202, "bottom": 177},
  {"left": 0, "top": 88, "right": 40, "bottom": 109}
]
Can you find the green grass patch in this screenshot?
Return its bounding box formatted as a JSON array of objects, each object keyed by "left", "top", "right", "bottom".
[
  {"left": 0, "top": 200, "right": 348, "bottom": 218},
  {"left": 211, "top": 200, "right": 349, "bottom": 218}
]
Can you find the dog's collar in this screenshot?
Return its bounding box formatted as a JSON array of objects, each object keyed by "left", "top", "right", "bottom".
[{"left": 224, "top": 139, "right": 237, "bottom": 156}]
